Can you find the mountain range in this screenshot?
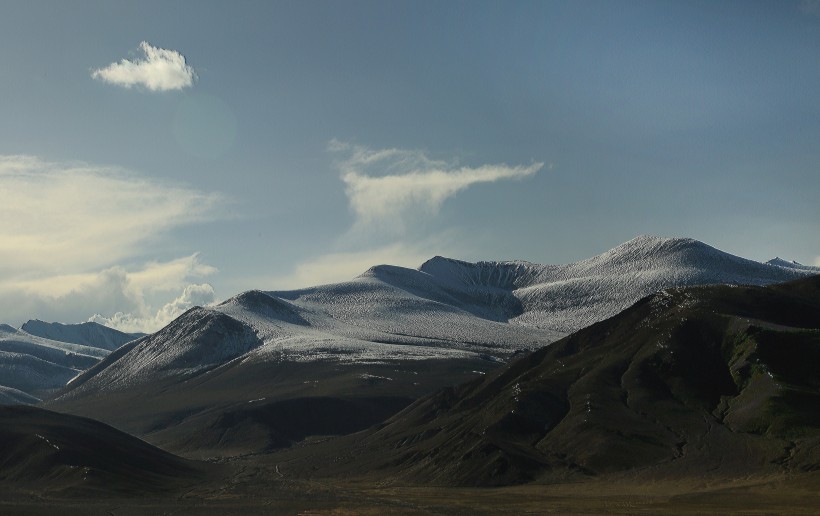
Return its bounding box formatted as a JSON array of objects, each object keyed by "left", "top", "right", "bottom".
[
  {"left": 44, "top": 236, "right": 818, "bottom": 457},
  {"left": 1, "top": 235, "right": 818, "bottom": 512},
  {"left": 0, "top": 322, "right": 141, "bottom": 403},
  {"left": 0, "top": 237, "right": 820, "bottom": 514},
  {"left": 276, "top": 274, "right": 820, "bottom": 486}
]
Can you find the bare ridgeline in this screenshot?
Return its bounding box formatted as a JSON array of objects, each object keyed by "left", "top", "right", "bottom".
[{"left": 2, "top": 236, "right": 819, "bottom": 513}]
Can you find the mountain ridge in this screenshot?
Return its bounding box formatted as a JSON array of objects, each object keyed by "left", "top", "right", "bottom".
[
  {"left": 21, "top": 319, "right": 143, "bottom": 351},
  {"left": 276, "top": 274, "right": 820, "bottom": 486},
  {"left": 45, "top": 236, "right": 817, "bottom": 458},
  {"left": 0, "top": 325, "right": 113, "bottom": 402},
  {"left": 414, "top": 235, "right": 815, "bottom": 333}
]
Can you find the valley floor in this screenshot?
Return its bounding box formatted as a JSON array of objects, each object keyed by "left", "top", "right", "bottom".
[{"left": 2, "top": 466, "right": 818, "bottom": 515}]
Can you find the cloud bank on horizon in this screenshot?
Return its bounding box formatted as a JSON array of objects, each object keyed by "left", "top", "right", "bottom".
[
  {"left": 89, "top": 280, "right": 217, "bottom": 334},
  {"left": 0, "top": 155, "right": 221, "bottom": 332},
  {"left": 91, "top": 41, "right": 196, "bottom": 91}
]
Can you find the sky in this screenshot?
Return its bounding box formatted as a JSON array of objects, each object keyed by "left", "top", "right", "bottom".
[{"left": 1, "top": 0, "right": 818, "bottom": 332}]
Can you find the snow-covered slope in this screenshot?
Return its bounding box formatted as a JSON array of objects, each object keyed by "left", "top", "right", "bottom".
[
  {"left": 766, "top": 257, "right": 820, "bottom": 274},
  {"left": 55, "top": 236, "right": 815, "bottom": 401},
  {"left": 62, "top": 290, "right": 553, "bottom": 395},
  {"left": 417, "top": 236, "right": 815, "bottom": 333},
  {"left": 44, "top": 236, "right": 818, "bottom": 456},
  {"left": 0, "top": 324, "right": 111, "bottom": 402},
  {"left": 20, "top": 320, "right": 142, "bottom": 351}
]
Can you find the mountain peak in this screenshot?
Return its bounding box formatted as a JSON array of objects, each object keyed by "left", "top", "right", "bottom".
[
  {"left": 606, "top": 235, "right": 707, "bottom": 257},
  {"left": 417, "top": 255, "right": 469, "bottom": 272},
  {"left": 766, "top": 257, "right": 820, "bottom": 273},
  {"left": 220, "top": 290, "right": 309, "bottom": 326},
  {"left": 359, "top": 263, "right": 418, "bottom": 279},
  {"left": 20, "top": 319, "right": 140, "bottom": 351}
]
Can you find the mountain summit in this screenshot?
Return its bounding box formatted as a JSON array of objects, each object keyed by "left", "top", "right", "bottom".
[{"left": 416, "top": 236, "right": 813, "bottom": 332}]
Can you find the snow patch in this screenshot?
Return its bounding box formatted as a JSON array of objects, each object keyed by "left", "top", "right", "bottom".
[{"left": 35, "top": 434, "right": 60, "bottom": 451}]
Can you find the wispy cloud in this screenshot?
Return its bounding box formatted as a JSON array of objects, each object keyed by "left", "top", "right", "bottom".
[
  {"left": 0, "top": 155, "right": 223, "bottom": 332},
  {"left": 0, "top": 155, "right": 221, "bottom": 274},
  {"left": 91, "top": 41, "right": 196, "bottom": 91},
  {"left": 331, "top": 141, "right": 542, "bottom": 230},
  {"left": 268, "top": 142, "right": 543, "bottom": 289}
]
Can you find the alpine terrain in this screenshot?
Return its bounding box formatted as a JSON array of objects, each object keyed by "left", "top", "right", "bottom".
[
  {"left": 275, "top": 274, "right": 820, "bottom": 487},
  {"left": 1, "top": 236, "right": 817, "bottom": 514},
  {"left": 45, "top": 236, "right": 817, "bottom": 458},
  {"left": 0, "top": 321, "right": 140, "bottom": 403}
]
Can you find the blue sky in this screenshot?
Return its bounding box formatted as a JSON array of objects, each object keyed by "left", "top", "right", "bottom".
[{"left": 1, "top": 0, "right": 818, "bottom": 331}]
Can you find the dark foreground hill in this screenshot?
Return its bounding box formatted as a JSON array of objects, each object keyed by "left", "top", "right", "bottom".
[
  {"left": 0, "top": 405, "right": 209, "bottom": 496},
  {"left": 277, "top": 275, "right": 820, "bottom": 486}
]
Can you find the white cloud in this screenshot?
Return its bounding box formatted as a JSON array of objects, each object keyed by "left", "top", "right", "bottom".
[
  {"left": 0, "top": 155, "right": 221, "bottom": 275},
  {"left": 813, "top": 256, "right": 820, "bottom": 267},
  {"left": 91, "top": 41, "right": 196, "bottom": 91},
  {"left": 331, "top": 141, "right": 542, "bottom": 230},
  {"left": 91, "top": 282, "right": 217, "bottom": 334},
  {"left": 0, "top": 155, "right": 224, "bottom": 332},
  {"left": 0, "top": 255, "right": 217, "bottom": 334},
  {"left": 274, "top": 141, "right": 543, "bottom": 290},
  {"left": 8, "top": 254, "right": 215, "bottom": 300}
]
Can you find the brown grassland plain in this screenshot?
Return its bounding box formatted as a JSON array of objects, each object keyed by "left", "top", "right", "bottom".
[{"left": 2, "top": 465, "right": 818, "bottom": 515}]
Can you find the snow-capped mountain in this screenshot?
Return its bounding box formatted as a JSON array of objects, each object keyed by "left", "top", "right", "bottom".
[
  {"left": 766, "top": 257, "right": 820, "bottom": 273},
  {"left": 20, "top": 320, "right": 142, "bottom": 351},
  {"left": 47, "top": 236, "right": 816, "bottom": 456},
  {"left": 417, "top": 236, "right": 816, "bottom": 333},
  {"left": 279, "top": 274, "right": 820, "bottom": 486},
  {"left": 56, "top": 235, "right": 816, "bottom": 392},
  {"left": 0, "top": 324, "right": 111, "bottom": 403},
  {"left": 0, "top": 320, "right": 140, "bottom": 403}
]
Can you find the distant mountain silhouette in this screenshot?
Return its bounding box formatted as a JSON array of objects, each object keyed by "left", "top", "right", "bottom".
[{"left": 21, "top": 319, "right": 142, "bottom": 351}]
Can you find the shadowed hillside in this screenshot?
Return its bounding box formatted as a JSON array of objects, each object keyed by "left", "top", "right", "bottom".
[
  {"left": 0, "top": 405, "right": 209, "bottom": 496},
  {"left": 279, "top": 275, "right": 820, "bottom": 486}
]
